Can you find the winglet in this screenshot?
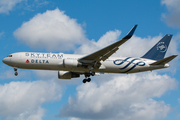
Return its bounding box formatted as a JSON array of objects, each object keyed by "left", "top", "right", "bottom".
[{"left": 123, "top": 24, "right": 138, "bottom": 39}]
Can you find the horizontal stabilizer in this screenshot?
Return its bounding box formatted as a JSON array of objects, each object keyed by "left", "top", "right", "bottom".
[{"left": 150, "top": 55, "right": 178, "bottom": 65}]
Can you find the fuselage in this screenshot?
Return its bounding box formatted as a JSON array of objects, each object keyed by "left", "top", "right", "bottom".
[{"left": 2, "top": 52, "right": 169, "bottom": 74}]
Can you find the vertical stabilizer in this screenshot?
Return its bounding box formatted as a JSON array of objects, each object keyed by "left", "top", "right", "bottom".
[{"left": 141, "top": 34, "right": 172, "bottom": 60}]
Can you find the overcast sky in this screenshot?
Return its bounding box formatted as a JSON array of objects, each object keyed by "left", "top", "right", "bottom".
[{"left": 0, "top": 0, "right": 180, "bottom": 120}]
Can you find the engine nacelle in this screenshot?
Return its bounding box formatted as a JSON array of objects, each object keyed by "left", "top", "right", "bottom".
[
  {"left": 63, "top": 59, "right": 82, "bottom": 68},
  {"left": 58, "top": 71, "right": 80, "bottom": 79}
]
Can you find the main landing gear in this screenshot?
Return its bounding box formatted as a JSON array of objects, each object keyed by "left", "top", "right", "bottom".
[
  {"left": 83, "top": 72, "right": 95, "bottom": 83},
  {"left": 83, "top": 78, "right": 91, "bottom": 83},
  {"left": 14, "top": 68, "right": 18, "bottom": 76}
]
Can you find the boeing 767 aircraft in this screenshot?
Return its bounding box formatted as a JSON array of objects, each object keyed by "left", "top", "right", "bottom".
[{"left": 2, "top": 25, "right": 178, "bottom": 83}]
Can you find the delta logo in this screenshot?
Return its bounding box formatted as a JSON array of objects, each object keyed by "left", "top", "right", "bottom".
[
  {"left": 25, "top": 59, "right": 49, "bottom": 64},
  {"left": 26, "top": 59, "right": 29, "bottom": 63}
]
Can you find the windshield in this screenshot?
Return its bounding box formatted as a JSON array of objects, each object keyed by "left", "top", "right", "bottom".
[{"left": 7, "top": 55, "right": 12, "bottom": 57}]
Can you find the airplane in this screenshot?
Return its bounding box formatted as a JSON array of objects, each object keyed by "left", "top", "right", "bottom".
[{"left": 2, "top": 25, "right": 178, "bottom": 83}]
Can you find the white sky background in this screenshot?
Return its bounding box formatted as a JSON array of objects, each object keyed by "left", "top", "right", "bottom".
[
  {"left": 0, "top": 0, "right": 24, "bottom": 14},
  {"left": 0, "top": 80, "right": 62, "bottom": 120},
  {"left": 14, "top": 8, "right": 87, "bottom": 52},
  {"left": 59, "top": 72, "right": 177, "bottom": 120},
  {"left": 0, "top": 0, "right": 180, "bottom": 120},
  {"left": 161, "top": 0, "right": 180, "bottom": 28}
]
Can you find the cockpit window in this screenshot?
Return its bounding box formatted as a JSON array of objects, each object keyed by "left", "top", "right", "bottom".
[{"left": 7, "top": 55, "right": 12, "bottom": 57}]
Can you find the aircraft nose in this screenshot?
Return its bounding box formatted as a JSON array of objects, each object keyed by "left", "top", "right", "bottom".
[{"left": 2, "top": 57, "right": 10, "bottom": 64}]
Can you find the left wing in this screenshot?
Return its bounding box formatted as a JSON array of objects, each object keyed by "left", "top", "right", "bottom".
[{"left": 78, "top": 25, "right": 137, "bottom": 67}]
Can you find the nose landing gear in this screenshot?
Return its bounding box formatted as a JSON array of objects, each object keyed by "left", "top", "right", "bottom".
[{"left": 14, "top": 68, "right": 18, "bottom": 76}]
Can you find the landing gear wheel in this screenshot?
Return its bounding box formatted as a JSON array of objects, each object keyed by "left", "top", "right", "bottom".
[
  {"left": 14, "top": 68, "right": 18, "bottom": 76},
  {"left": 14, "top": 68, "right": 17, "bottom": 72},
  {"left": 83, "top": 79, "right": 87, "bottom": 83},
  {"left": 91, "top": 72, "right": 95, "bottom": 76},
  {"left": 83, "top": 72, "right": 94, "bottom": 83},
  {"left": 87, "top": 78, "right": 91, "bottom": 82},
  {"left": 15, "top": 72, "right": 18, "bottom": 76},
  {"left": 82, "top": 78, "right": 91, "bottom": 83}
]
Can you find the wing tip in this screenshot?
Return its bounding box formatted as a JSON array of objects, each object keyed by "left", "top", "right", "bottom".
[{"left": 123, "top": 24, "right": 138, "bottom": 39}]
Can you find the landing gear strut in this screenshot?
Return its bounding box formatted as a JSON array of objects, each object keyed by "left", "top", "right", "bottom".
[{"left": 14, "top": 68, "right": 18, "bottom": 76}]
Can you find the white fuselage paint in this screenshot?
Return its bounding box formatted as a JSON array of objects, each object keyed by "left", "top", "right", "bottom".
[{"left": 3, "top": 52, "right": 169, "bottom": 74}]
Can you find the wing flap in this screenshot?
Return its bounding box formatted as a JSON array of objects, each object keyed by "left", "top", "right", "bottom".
[{"left": 150, "top": 55, "right": 178, "bottom": 65}]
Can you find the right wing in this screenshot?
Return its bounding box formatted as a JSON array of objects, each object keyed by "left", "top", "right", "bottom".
[{"left": 78, "top": 25, "right": 137, "bottom": 67}]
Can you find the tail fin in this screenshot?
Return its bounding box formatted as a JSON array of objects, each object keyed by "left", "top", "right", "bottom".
[{"left": 141, "top": 34, "right": 172, "bottom": 60}]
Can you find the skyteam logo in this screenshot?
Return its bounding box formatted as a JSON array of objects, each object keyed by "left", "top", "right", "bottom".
[
  {"left": 114, "top": 57, "right": 145, "bottom": 73},
  {"left": 157, "top": 42, "right": 167, "bottom": 53}
]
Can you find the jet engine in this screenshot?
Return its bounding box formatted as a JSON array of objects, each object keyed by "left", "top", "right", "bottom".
[
  {"left": 58, "top": 71, "right": 80, "bottom": 79},
  {"left": 63, "top": 59, "right": 82, "bottom": 68}
]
